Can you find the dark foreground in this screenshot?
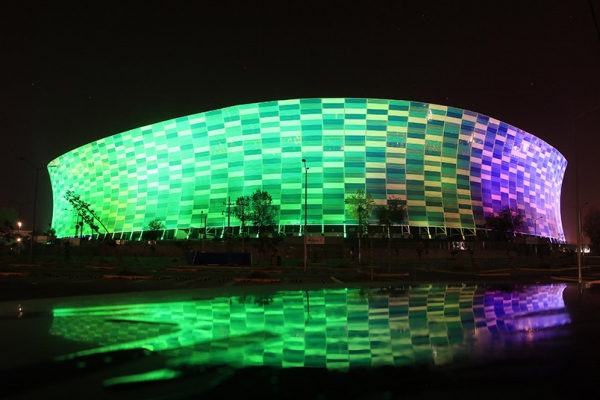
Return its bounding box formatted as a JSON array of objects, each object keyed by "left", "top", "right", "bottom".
[
  {"left": 1, "top": 254, "right": 598, "bottom": 302},
  {"left": 2, "top": 255, "right": 600, "bottom": 399}
]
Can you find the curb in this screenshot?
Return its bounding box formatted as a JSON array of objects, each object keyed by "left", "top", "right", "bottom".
[
  {"left": 233, "top": 278, "right": 281, "bottom": 283},
  {"left": 103, "top": 275, "right": 153, "bottom": 280}
]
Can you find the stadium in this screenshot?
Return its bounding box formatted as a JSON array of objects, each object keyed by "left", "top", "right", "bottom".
[{"left": 48, "top": 98, "right": 567, "bottom": 242}]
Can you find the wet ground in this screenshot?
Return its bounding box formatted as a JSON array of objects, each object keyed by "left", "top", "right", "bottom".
[
  {"left": 1, "top": 281, "right": 600, "bottom": 400},
  {"left": 2, "top": 257, "right": 600, "bottom": 399}
]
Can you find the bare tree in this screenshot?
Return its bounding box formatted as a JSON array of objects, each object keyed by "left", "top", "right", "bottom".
[{"left": 65, "top": 190, "right": 109, "bottom": 237}]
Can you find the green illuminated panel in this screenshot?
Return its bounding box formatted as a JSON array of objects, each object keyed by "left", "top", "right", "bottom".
[
  {"left": 50, "top": 285, "right": 569, "bottom": 369},
  {"left": 48, "top": 98, "right": 566, "bottom": 240}
]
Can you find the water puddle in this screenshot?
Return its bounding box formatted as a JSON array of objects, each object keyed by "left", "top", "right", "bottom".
[{"left": 49, "top": 284, "right": 570, "bottom": 369}]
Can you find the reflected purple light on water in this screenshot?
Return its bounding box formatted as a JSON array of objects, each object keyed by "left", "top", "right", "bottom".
[
  {"left": 480, "top": 284, "right": 570, "bottom": 332},
  {"left": 50, "top": 284, "right": 570, "bottom": 369}
]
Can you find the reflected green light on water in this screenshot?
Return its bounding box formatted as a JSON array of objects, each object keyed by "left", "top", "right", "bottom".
[{"left": 51, "top": 284, "right": 569, "bottom": 369}]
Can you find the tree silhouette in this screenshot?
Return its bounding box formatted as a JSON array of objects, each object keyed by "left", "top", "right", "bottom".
[
  {"left": 375, "top": 196, "right": 407, "bottom": 238},
  {"left": 233, "top": 190, "right": 279, "bottom": 264},
  {"left": 346, "top": 189, "right": 375, "bottom": 264},
  {"left": 64, "top": 190, "right": 109, "bottom": 237},
  {"left": 583, "top": 205, "right": 600, "bottom": 251},
  {"left": 234, "top": 190, "right": 278, "bottom": 238},
  {"left": 233, "top": 196, "right": 251, "bottom": 250},
  {"left": 0, "top": 207, "right": 18, "bottom": 246},
  {"left": 485, "top": 206, "right": 525, "bottom": 241},
  {"left": 375, "top": 197, "right": 407, "bottom": 270},
  {"left": 346, "top": 189, "right": 375, "bottom": 238},
  {"left": 144, "top": 218, "right": 165, "bottom": 241}
]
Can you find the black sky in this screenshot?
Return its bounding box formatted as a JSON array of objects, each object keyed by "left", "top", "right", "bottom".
[{"left": 2, "top": 0, "right": 599, "bottom": 242}]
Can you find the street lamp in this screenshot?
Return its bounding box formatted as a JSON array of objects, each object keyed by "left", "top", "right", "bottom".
[
  {"left": 302, "top": 159, "right": 309, "bottom": 272},
  {"left": 200, "top": 210, "right": 207, "bottom": 252},
  {"left": 573, "top": 104, "right": 600, "bottom": 284},
  {"left": 222, "top": 197, "right": 233, "bottom": 265},
  {"left": 577, "top": 202, "right": 589, "bottom": 283},
  {"left": 222, "top": 197, "right": 232, "bottom": 240},
  {"left": 16, "top": 221, "right": 22, "bottom": 256},
  {"left": 20, "top": 157, "right": 40, "bottom": 265}
]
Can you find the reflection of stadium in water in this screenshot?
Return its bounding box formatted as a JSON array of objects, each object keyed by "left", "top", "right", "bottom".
[{"left": 51, "top": 284, "right": 569, "bottom": 368}]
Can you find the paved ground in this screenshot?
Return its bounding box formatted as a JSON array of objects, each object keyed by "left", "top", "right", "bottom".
[{"left": 1, "top": 255, "right": 599, "bottom": 302}]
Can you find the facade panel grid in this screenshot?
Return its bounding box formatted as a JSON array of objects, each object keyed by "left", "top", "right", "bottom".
[{"left": 49, "top": 98, "right": 566, "bottom": 241}]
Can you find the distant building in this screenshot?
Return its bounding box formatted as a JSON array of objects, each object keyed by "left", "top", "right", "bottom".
[{"left": 48, "top": 98, "right": 566, "bottom": 241}]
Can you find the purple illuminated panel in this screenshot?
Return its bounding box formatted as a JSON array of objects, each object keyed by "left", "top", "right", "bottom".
[{"left": 48, "top": 99, "right": 566, "bottom": 241}]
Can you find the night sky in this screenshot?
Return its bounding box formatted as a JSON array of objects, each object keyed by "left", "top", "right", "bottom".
[{"left": 2, "top": 0, "right": 599, "bottom": 242}]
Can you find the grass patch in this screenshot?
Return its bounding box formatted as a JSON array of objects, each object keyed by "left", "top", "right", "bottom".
[{"left": 334, "top": 261, "right": 355, "bottom": 269}]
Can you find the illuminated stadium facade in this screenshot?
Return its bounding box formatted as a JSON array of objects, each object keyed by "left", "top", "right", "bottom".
[{"left": 48, "top": 98, "right": 567, "bottom": 241}]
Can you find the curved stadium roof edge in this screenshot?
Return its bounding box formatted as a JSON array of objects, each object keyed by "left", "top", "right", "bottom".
[{"left": 48, "top": 98, "right": 567, "bottom": 241}]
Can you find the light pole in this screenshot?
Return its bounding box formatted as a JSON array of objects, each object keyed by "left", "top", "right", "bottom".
[
  {"left": 20, "top": 157, "right": 40, "bottom": 265},
  {"left": 573, "top": 104, "right": 599, "bottom": 283},
  {"left": 17, "top": 221, "right": 22, "bottom": 256},
  {"left": 222, "top": 197, "right": 233, "bottom": 264},
  {"left": 302, "top": 159, "right": 309, "bottom": 272},
  {"left": 239, "top": 200, "right": 246, "bottom": 253},
  {"left": 357, "top": 204, "right": 363, "bottom": 265},
  {"left": 222, "top": 197, "right": 232, "bottom": 239},
  {"left": 577, "top": 202, "right": 588, "bottom": 283},
  {"left": 200, "top": 210, "right": 207, "bottom": 252}
]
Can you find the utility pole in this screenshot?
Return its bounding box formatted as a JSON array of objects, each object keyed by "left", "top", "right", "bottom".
[
  {"left": 578, "top": 202, "right": 589, "bottom": 277},
  {"left": 223, "top": 197, "right": 233, "bottom": 264},
  {"left": 573, "top": 104, "right": 600, "bottom": 284}
]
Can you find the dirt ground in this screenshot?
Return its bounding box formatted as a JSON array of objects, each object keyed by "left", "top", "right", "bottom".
[{"left": 1, "top": 248, "right": 598, "bottom": 302}]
